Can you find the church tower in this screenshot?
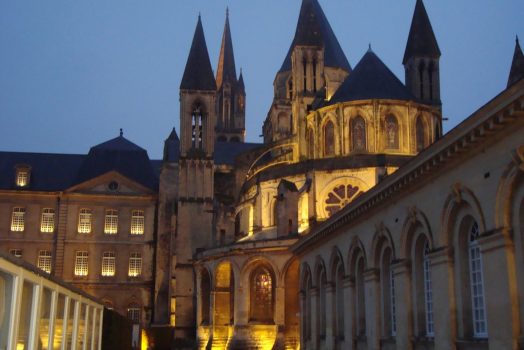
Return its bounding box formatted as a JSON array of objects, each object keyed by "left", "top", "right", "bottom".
[
  {"left": 216, "top": 9, "right": 245, "bottom": 143},
  {"left": 403, "top": 0, "right": 441, "bottom": 106},
  {"left": 175, "top": 15, "right": 217, "bottom": 340}
]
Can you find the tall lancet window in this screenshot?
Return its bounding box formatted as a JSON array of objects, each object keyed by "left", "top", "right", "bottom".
[
  {"left": 416, "top": 116, "right": 426, "bottom": 152},
  {"left": 312, "top": 58, "right": 317, "bottom": 92},
  {"left": 192, "top": 105, "right": 204, "bottom": 149},
  {"left": 303, "top": 57, "right": 308, "bottom": 91},
  {"left": 351, "top": 116, "right": 367, "bottom": 151},
  {"left": 385, "top": 115, "right": 399, "bottom": 150},
  {"left": 324, "top": 121, "right": 335, "bottom": 157},
  {"left": 469, "top": 222, "right": 488, "bottom": 338}
]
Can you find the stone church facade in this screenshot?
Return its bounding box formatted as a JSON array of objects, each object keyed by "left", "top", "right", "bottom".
[{"left": 1, "top": 0, "right": 523, "bottom": 349}]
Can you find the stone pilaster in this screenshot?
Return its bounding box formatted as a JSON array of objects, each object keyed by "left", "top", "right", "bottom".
[{"left": 392, "top": 259, "right": 413, "bottom": 350}]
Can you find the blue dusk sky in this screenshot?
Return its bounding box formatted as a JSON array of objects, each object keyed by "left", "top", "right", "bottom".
[{"left": 0, "top": 1, "right": 522, "bottom": 159}]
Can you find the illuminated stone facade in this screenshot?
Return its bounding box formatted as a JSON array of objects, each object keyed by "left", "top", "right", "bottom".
[{"left": 1, "top": 0, "right": 523, "bottom": 349}]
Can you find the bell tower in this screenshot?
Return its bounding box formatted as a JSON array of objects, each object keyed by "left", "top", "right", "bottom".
[
  {"left": 174, "top": 14, "right": 217, "bottom": 341},
  {"left": 403, "top": 0, "right": 441, "bottom": 106}
]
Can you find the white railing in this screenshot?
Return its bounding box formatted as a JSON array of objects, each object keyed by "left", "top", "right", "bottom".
[{"left": 0, "top": 254, "right": 104, "bottom": 350}]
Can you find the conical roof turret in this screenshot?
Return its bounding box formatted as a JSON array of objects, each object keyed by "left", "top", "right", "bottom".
[
  {"left": 508, "top": 36, "right": 524, "bottom": 88},
  {"left": 403, "top": 0, "right": 441, "bottom": 64},
  {"left": 180, "top": 15, "right": 216, "bottom": 91},
  {"left": 238, "top": 68, "right": 245, "bottom": 91},
  {"left": 216, "top": 8, "right": 237, "bottom": 89},
  {"left": 279, "top": 0, "right": 350, "bottom": 73}
]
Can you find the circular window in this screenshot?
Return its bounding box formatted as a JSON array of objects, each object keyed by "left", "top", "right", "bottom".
[
  {"left": 324, "top": 184, "right": 361, "bottom": 217},
  {"left": 108, "top": 181, "right": 119, "bottom": 191}
]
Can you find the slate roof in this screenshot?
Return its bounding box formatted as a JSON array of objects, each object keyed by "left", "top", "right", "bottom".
[
  {"left": 216, "top": 10, "right": 237, "bottom": 89},
  {"left": 403, "top": 0, "right": 441, "bottom": 64},
  {"left": 508, "top": 36, "right": 524, "bottom": 88},
  {"left": 279, "top": 0, "right": 351, "bottom": 73},
  {"left": 214, "top": 142, "right": 261, "bottom": 165},
  {"left": 75, "top": 136, "right": 158, "bottom": 190},
  {"left": 180, "top": 16, "right": 217, "bottom": 91},
  {"left": 0, "top": 152, "right": 84, "bottom": 191},
  {"left": 328, "top": 49, "right": 415, "bottom": 105}
]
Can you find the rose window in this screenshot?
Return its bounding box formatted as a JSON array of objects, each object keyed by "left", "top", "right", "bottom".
[{"left": 325, "top": 184, "right": 360, "bottom": 217}]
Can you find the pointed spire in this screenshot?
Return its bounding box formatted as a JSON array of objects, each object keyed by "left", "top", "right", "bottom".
[
  {"left": 279, "top": 0, "right": 350, "bottom": 72},
  {"left": 216, "top": 7, "right": 237, "bottom": 89},
  {"left": 508, "top": 35, "right": 524, "bottom": 87},
  {"left": 403, "top": 0, "right": 441, "bottom": 64},
  {"left": 238, "top": 68, "right": 245, "bottom": 91},
  {"left": 180, "top": 15, "right": 216, "bottom": 91}
]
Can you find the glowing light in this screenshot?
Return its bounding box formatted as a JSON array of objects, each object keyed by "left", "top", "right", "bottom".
[{"left": 141, "top": 329, "right": 149, "bottom": 350}]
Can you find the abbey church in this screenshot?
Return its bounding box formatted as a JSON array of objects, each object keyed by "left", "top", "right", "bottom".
[{"left": 1, "top": 0, "right": 523, "bottom": 349}]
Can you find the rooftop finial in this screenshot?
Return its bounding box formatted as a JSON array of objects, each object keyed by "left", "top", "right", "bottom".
[
  {"left": 226, "top": 6, "right": 229, "bottom": 18},
  {"left": 517, "top": 35, "right": 520, "bottom": 45},
  {"left": 119, "top": 128, "right": 123, "bottom": 137},
  {"left": 368, "top": 43, "right": 372, "bottom": 52}
]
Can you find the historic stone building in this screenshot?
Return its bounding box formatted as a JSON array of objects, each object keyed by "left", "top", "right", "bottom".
[{"left": 0, "top": 0, "right": 523, "bottom": 349}]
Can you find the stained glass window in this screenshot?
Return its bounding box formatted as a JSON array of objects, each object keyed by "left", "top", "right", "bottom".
[
  {"left": 352, "top": 116, "right": 366, "bottom": 151},
  {"left": 385, "top": 115, "right": 399, "bottom": 149},
  {"left": 324, "top": 121, "right": 335, "bottom": 156},
  {"left": 251, "top": 267, "right": 273, "bottom": 322},
  {"left": 324, "top": 184, "right": 360, "bottom": 217}
]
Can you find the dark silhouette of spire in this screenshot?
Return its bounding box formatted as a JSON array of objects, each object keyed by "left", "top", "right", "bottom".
[
  {"left": 216, "top": 8, "right": 237, "bottom": 88},
  {"left": 279, "top": 0, "right": 350, "bottom": 72},
  {"left": 508, "top": 36, "right": 524, "bottom": 88},
  {"left": 180, "top": 15, "right": 216, "bottom": 91},
  {"left": 403, "top": 0, "right": 441, "bottom": 64},
  {"left": 238, "top": 68, "right": 245, "bottom": 91}
]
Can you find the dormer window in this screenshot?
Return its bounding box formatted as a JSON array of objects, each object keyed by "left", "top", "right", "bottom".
[{"left": 15, "top": 166, "right": 31, "bottom": 187}]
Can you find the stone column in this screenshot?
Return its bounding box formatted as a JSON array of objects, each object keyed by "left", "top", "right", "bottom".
[
  {"left": 428, "top": 246, "right": 456, "bottom": 350},
  {"left": 325, "top": 282, "right": 335, "bottom": 350},
  {"left": 478, "top": 229, "right": 520, "bottom": 350},
  {"left": 392, "top": 259, "right": 413, "bottom": 350},
  {"left": 299, "top": 291, "right": 306, "bottom": 350},
  {"left": 343, "top": 277, "right": 355, "bottom": 350},
  {"left": 364, "top": 268, "right": 380, "bottom": 350}
]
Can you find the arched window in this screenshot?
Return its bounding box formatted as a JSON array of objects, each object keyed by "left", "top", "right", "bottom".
[
  {"left": 324, "top": 184, "right": 361, "bottom": 217},
  {"left": 334, "top": 262, "right": 345, "bottom": 341},
  {"left": 307, "top": 128, "right": 315, "bottom": 159},
  {"left": 355, "top": 256, "right": 366, "bottom": 337},
  {"left": 385, "top": 115, "right": 399, "bottom": 149},
  {"left": 416, "top": 116, "right": 426, "bottom": 152},
  {"left": 468, "top": 222, "right": 488, "bottom": 338},
  {"left": 380, "top": 247, "right": 396, "bottom": 337},
  {"left": 418, "top": 61, "right": 425, "bottom": 99},
  {"left": 192, "top": 105, "right": 204, "bottom": 149},
  {"left": 200, "top": 269, "right": 211, "bottom": 325},
  {"left": 250, "top": 266, "right": 274, "bottom": 323},
  {"left": 317, "top": 268, "right": 327, "bottom": 340},
  {"left": 351, "top": 116, "right": 367, "bottom": 151},
  {"left": 423, "top": 242, "right": 434, "bottom": 336},
  {"left": 324, "top": 121, "right": 335, "bottom": 156}
]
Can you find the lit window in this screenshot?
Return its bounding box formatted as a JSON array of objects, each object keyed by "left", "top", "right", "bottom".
[
  {"left": 16, "top": 167, "right": 30, "bottom": 187},
  {"left": 324, "top": 184, "right": 361, "bottom": 217},
  {"left": 423, "top": 242, "right": 434, "bottom": 336},
  {"left": 37, "top": 250, "right": 52, "bottom": 274},
  {"left": 130, "top": 210, "right": 144, "bottom": 235},
  {"left": 11, "top": 207, "right": 25, "bottom": 232},
  {"left": 9, "top": 249, "right": 22, "bottom": 258},
  {"left": 74, "top": 251, "right": 89, "bottom": 276},
  {"left": 101, "top": 252, "right": 116, "bottom": 277},
  {"left": 250, "top": 266, "right": 274, "bottom": 322},
  {"left": 128, "top": 252, "right": 142, "bottom": 277},
  {"left": 104, "top": 209, "right": 118, "bottom": 234},
  {"left": 385, "top": 115, "right": 399, "bottom": 149},
  {"left": 127, "top": 305, "right": 141, "bottom": 324},
  {"left": 40, "top": 208, "right": 55, "bottom": 233},
  {"left": 78, "top": 209, "right": 92, "bottom": 234},
  {"left": 469, "top": 222, "right": 488, "bottom": 338},
  {"left": 324, "top": 120, "right": 335, "bottom": 156}
]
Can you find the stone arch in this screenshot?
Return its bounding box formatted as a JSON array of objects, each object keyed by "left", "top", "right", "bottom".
[
  {"left": 318, "top": 176, "right": 368, "bottom": 219},
  {"left": 347, "top": 236, "right": 367, "bottom": 339},
  {"left": 440, "top": 184, "right": 487, "bottom": 247},
  {"left": 283, "top": 258, "right": 300, "bottom": 347},
  {"left": 347, "top": 237, "right": 368, "bottom": 273},
  {"left": 321, "top": 113, "right": 339, "bottom": 157},
  {"left": 399, "top": 207, "right": 434, "bottom": 259},
  {"left": 198, "top": 265, "right": 212, "bottom": 325},
  {"left": 350, "top": 115, "right": 367, "bottom": 152},
  {"left": 248, "top": 263, "right": 276, "bottom": 323},
  {"left": 415, "top": 114, "right": 428, "bottom": 152},
  {"left": 370, "top": 225, "right": 396, "bottom": 268},
  {"left": 328, "top": 247, "right": 345, "bottom": 282},
  {"left": 313, "top": 255, "right": 328, "bottom": 343},
  {"left": 384, "top": 113, "right": 400, "bottom": 150},
  {"left": 495, "top": 151, "right": 524, "bottom": 229},
  {"left": 241, "top": 256, "right": 280, "bottom": 288},
  {"left": 300, "top": 262, "right": 313, "bottom": 344}
]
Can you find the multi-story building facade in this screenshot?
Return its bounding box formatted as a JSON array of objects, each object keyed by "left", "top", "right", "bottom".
[{"left": 1, "top": 0, "right": 523, "bottom": 349}]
